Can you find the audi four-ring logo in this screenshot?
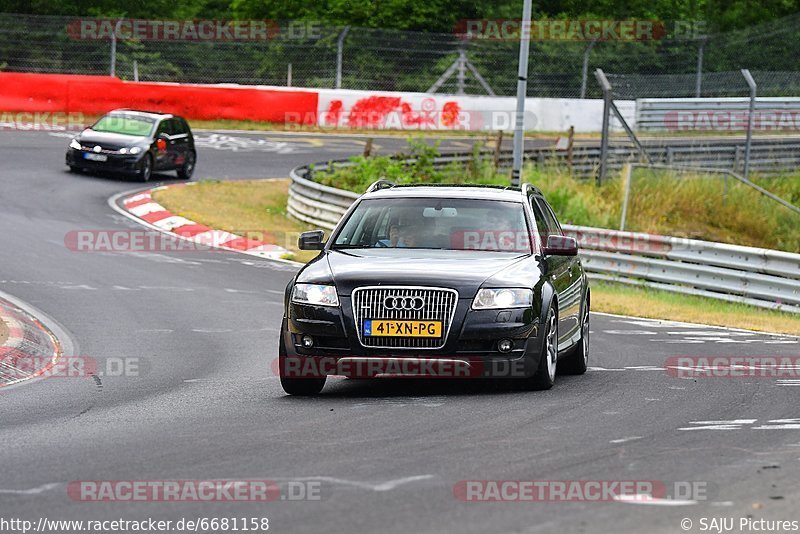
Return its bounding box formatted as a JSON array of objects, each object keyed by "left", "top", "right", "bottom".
[{"left": 383, "top": 296, "right": 425, "bottom": 310}]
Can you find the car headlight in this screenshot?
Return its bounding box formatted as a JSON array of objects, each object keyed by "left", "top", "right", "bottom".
[
  {"left": 292, "top": 284, "right": 339, "bottom": 307},
  {"left": 69, "top": 139, "right": 81, "bottom": 150},
  {"left": 472, "top": 288, "right": 533, "bottom": 309},
  {"left": 129, "top": 146, "right": 142, "bottom": 154}
]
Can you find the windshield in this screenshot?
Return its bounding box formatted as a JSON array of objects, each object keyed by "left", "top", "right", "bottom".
[
  {"left": 91, "top": 115, "right": 156, "bottom": 136},
  {"left": 332, "top": 197, "right": 532, "bottom": 253}
]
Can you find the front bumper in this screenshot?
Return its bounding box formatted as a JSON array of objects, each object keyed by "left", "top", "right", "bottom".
[
  {"left": 66, "top": 148, "right": 144, "bottom": 175},
  {"left": 283, "top": 298, "right": 544, "bottom": 379}
]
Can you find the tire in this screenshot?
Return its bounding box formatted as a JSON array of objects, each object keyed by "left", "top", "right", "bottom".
[
  {"left": 561, "top": 295, "right": 590, "bottom": 375},
  {"left": 279, "top": 336, "right": 325, "bottom": 396},
  {"left": 139, "top": 154, "right": 153, "bottom": 182},
  {"left": 176, "top": 151, "right": 195, "bottom": 180},
  {"left": 68, "top": 165, "right": 79, "bottom": 173},
  {"left": 525, "top": 305, "right": 558, "bottom": 390}
]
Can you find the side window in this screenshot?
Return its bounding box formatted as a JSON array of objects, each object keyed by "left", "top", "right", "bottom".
[
  {"left": 172, "top": 118, "right": 187, "bottom": 135},
  {"left": 535, "top": 197, "right": 563, "bottom": 236},
  {"left": 529, "top": 195, "right": 551, "bottom": 244},
  {"left": 155, "top": 120, "right": 172, "bottom": 137}
]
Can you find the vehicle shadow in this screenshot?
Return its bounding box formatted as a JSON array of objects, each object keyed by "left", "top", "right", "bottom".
[
  {"left": 280, "top": 374, "right": 586, "bottom": 399},
  {"left": 63, "top": 168, "right": 185, "bottom": 184}
]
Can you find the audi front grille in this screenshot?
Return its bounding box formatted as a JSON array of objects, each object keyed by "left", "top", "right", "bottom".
[{"left": 351, "top": 286, "right": 459, "bottom": 349}]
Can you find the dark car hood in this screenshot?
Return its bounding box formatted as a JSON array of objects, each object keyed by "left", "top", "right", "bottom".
[
  {"left": 77, "top": 129, "right": 149, "bottom": 150},
  {"left": 314, "top": 249, "right": 533, "bottom": 297}
]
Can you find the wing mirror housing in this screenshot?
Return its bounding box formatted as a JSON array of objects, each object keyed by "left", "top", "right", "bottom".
[
  {"left": 543, "top": 235, "right": 578, "bottom": 256},
  {"left": 298, "top": 230, "right": 325, "bottom": 250}
]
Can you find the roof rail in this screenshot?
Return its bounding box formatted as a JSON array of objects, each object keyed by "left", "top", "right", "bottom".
[{"left": 366, "top": 179, "right": 396, "bottom": 193}]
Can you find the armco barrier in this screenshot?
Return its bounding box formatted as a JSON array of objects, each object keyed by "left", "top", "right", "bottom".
[
  {"left": 288, "top": 162, "right": 800, "bottom": 313},
  {"left": 636, "top": 97, "right": 800, "bottom": 132},
  {"left": 0, "top": 72, "right": 319, "bottom": 124}
]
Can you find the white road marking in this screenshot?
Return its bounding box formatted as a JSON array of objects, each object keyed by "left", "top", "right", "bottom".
[
  {"left": 268, "top": 475, "right": 435, "bottom": 492},
  {"left": 597, "top": 313, "right": 798, "bottom": 338},
  {"left": 777, "top": 380, "right": 800, "bottom": 387},
  {"left": 352, "top": 397, "right": 446, "bottom": 408},
  {"left": 0, "top": 483, "right": 60, "bottom": 495},
  {"left": 679, "top": 419, "right": 757, "bottom": 431},
  {"left": 613, "top": 494, "right": 697, "bottom": 506},
  {"left": 193, "top": 133, "right": 296, "bottom": 154},
  {"left": 588, "top": 366, "right": 665, "bottom": 372},
  {"left": 602, "top": 330, "right": 657, "bottom": 335},
  {"left": 609, "top": 436, "right": 642, "bottom": 444}
]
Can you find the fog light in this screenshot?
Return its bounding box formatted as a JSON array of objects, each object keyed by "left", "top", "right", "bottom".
[
  {"left": 498, "top": 339, "right": 513, "bottom": 353},
  {"left": 302, "top": 335, "right": 314, "bottom": 348}
]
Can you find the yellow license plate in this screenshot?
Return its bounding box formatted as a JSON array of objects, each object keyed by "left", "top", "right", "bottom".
[{"left": 363, "top": 320, "right": 442, "bottom": 338}]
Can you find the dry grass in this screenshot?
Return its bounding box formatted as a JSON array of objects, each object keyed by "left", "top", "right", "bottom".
[
  {"left": 592, "top": 281, "right": 800, "bottom": 335},
  {"left": 531, "top": 167, "right": 800, "bottom": 252},
  {"left": 152, "top": 179, "right": 319, "bottom": 263}
]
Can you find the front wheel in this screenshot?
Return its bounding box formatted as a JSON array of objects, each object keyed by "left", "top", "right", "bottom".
[
  {"left": 139, "top": 154, "right": 153, "bottom": 182},
  {"left": 176, "top": 151, "right": 195, "bottom": 180},
  {"left": 524, "top": 305, "right": 557, "bottom": 390},
  {"left": 279, "top": 338, "right": 325, "bottom": 396}
]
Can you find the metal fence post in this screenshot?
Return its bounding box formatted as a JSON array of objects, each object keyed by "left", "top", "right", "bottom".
[
  {"left": 695, "top": 38, "right": 706, "bottom": 98},
  {"left": 594, "top": 68, "right": 612, "bottom": 185},
  {"left": 456, "top": 48, "right": 467, "bottom": 95},
  {"left": 110, "top": 20, "right": 119, "bottom": 76},
  {"left": 620, "top": 163, "right": 632, "bottom": 231},
  {"left": 511, "top": 0, "right": 533, "bottom": 187},
  {"left": 579, "top": 39, "right": 597, "bottom": 99},
  {"left": 335, "top": 26, "right": 350, "bottom": 89},
  {"left": 741, "top": 69, "right": 757, "bottom": 179}
]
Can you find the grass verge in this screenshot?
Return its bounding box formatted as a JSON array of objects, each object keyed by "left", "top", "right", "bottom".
[
  {"left": 592, "top": 281, "right": 799, "bottom": 335},
  {"left": 152, "top": 179, "right": 800, "bottom": 335}
]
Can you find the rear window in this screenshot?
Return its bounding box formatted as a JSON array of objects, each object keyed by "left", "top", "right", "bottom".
[{"left": 332, "top": 197, "right": 531, "bottom": 253}]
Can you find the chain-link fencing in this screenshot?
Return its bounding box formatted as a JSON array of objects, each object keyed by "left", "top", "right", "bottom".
[{"left": 3, "top": 13, "right": 800, "bottom": 99}]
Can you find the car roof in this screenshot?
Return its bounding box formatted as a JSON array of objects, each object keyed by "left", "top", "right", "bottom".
[
  {"left": 108, "top": 109, "right": 176, "bottom": 120},
  {"left": 363, "top": 183, "right": 542, "bottom": 202}
]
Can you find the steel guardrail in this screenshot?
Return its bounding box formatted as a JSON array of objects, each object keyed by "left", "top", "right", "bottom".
[{"left": 635, "top": 98, "right": 800, "bottom": 132}]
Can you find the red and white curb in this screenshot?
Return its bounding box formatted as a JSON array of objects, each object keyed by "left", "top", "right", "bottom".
[
  {"left": 0, "top": 298, "right": 62, "bottom": 387},
  {"left": 119, "top": 184, "right": 290, "bottom": 260}
]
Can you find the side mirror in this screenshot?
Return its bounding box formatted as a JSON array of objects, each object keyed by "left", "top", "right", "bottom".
[
  {"left": 543, "top": 235, "right": 578, "bottom": 256},
  {"left": 298, "top": 230, "right": 325, "bottom": 250}
]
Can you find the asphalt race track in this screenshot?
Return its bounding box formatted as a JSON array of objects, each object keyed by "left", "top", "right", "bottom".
[{"left": 1, "top": 129, "right": 799, "bottom": 534}]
